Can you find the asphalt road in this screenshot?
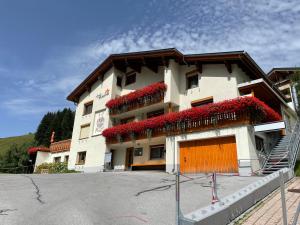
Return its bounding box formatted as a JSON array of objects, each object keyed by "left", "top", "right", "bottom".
[{"left": 0, "top": 171, "right": 260, "bottom": 225}]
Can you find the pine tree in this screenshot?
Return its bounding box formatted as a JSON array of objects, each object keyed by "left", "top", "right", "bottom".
[
  {"left": 34, "top": 108, "right": 75, "bottom": 146},
  {"left": 35, "top": 112, "right": 55, "bottom": 147}
]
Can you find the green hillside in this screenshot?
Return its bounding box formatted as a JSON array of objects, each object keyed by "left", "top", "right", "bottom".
[{"left": 0, "top": 134, "right": 34, "bottom": 156}]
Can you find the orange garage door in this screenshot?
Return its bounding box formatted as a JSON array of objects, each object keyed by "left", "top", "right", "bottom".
[{"left": 180, "top": 136, "right": 238, "bottom": 173}]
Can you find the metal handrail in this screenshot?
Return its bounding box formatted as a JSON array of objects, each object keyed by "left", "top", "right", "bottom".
[{"left": 287, "top": 121, "right": 300, "bottom": 169}]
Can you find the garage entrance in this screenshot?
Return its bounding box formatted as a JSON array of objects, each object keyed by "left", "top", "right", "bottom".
[{"left": 180, "top": 136, "right": 238, "bottom": 173}]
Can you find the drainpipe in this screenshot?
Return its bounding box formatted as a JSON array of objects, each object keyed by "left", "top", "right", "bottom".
[{"left": 291, "top": 84, "right": 299, "bottom": 115}]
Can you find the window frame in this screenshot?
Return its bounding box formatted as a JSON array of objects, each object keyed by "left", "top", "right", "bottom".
[
  {"left": 191, "top": 96, "right": 214, "bottom": 108},
  {"left": 53, "top": 156, "right": 61, "bottom": 163},
  {"left": 76, "top": 151, "right": 86, "bottom": 165},
  {"left": 83, "top": 101, "right": 93, "bottom": 115},
  {"left": 186, "top": 72, "right": 199, "bottom": 90},
  {"left": 134, "top": 148, "right": 143, "bottom": 157},
  {"left": 79, "top": 123, "right": 90, "bottom": 139},
  {"left": 150, "top": 145, "right": 165, "bottom": 160},
  {"left": 125, "top": 72, "right": 136, "bottom": 86},
  {"left": 64, "top": 155, "right": 69, "bottom": 163}
]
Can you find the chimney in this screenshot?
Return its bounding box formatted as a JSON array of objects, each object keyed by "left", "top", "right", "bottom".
[{"left": 50, "top": 131, "right": 55, "bottom": 143}]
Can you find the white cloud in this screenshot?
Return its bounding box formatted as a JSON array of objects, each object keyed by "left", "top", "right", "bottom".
[{"left": 3, "top": 0, "right": 300, "bottom": 115}]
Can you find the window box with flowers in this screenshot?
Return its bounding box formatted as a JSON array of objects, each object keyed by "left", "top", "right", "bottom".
[
  {"left": 106, "top": 82, "right": 167, "bottom": 115},
  {"left": 102, "top": 97, "right": 281, "bottom": 144}
]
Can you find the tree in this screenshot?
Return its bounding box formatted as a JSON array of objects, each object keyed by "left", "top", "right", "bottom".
[
  {"left": 35, "top": 112, "right": 55, "bottom": 147},
  {"left": 0, "top": 141, "right": 34, "bottom": 173},
  {"left": 34, "top": 108, "right": 75, "bottom": 146},
  {"left": 61, "top": 108, "right": 75, "bottom": 140}
]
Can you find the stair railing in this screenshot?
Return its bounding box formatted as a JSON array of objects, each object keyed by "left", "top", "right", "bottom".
[{"left": 287, "top": 121, "right": 300, "bottom": 169}]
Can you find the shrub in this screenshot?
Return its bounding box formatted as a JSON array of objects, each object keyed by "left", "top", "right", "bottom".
[{"left": 35, "top": 162, "right": 77, "bottom": 174}]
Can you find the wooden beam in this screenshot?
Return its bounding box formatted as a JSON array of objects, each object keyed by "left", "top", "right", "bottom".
[
  {"left": 224, "top": 61, "right": 232, "bottom": 73},
  {"left": 112, "top": 60, "right": 127, "bottom": 73},
  {"left": 195, "top": 62, "right": 203, "bottom": 73},
  {"left": 146, "top": 63, "right": 159, "bottom": 73},
  {"left": 129, "top": 63, "right": 142, "bottom": 73}
]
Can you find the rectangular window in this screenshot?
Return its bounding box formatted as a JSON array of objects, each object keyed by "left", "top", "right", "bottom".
[
  {"left": 116, "top": 76, "right": 122, "bottom": 88},
  {"left": 191, "top": 96, "right": 214, "bottom": 107},
  {"left": 186, "top": 73, "right": 199, "bottom": 89},
  {"left": 150, "top": 145, "right": 165, "bottom": 160},
  {"left": 54, "top": 156, "right": 61, "bottom": 163},
  {"left": 79, "top": 124, "right": 90, "bottom": 139},
  {"left": 64, "top": 155, "right": 69, "bottom": 163},
  {"left": 125, "top": 73, "right": 136, "bottom": 86},
  {"left": 147, "top": 109, "right": 164, "bottom": 118},
  {"left": 83, "top": 101, "right": 93, "bottom": 115},
  {"left": 77, "top": 151, "right": 86, "bottom": 165},
  {"left": 120, "top": 117, "right": 135, "bottom": 124},
  {"left": 134, "top": 148, "right": 143, "bottom": 157}
]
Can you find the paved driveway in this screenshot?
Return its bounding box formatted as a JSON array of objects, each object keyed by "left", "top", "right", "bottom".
[{"left": 0, "top": 171, "right": 260, "bottom": 225}]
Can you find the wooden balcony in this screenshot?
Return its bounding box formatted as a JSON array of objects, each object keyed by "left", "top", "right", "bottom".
[
  {"left": 109, "top": 94, "right": 164, "bottom": 115},
  {"left": 106, "top": 82, "right": 167, "bottom": 115},
  {"left": 103, "top": 96, "right": 281, "bottom": 144},
  {"left": 106, "top": 111, "right": 252, "bottom": 144}
]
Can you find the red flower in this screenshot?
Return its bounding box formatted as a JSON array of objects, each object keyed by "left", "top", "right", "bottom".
[
  {"left": 102, "top": 96, "right": 281, "bottom": 139},
  {"left": 106, "top": 82, "right": 167, "bottom": 109}
]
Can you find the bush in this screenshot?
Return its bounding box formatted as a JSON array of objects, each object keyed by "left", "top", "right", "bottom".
[
  {"left": 295, "top": 161, "right": 300, "bottom": 177},
  {"left": 35, "top": 162, "right": 77, "bottom": 174}
]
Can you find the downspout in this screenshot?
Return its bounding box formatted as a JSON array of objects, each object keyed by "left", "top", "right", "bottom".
[{"left": 291, "top": 84, "right": 299, "bottom": 115}]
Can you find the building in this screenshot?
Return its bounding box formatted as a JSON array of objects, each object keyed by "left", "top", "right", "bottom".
[
  {"left": 268, "top": 67, "right": 300, "bottom": 112},
  {"left": 29, "top": 139, "right": 71, "bottom": 171},
  {"left": 65, "top": 48, "right": 297, "bottom": 175}
]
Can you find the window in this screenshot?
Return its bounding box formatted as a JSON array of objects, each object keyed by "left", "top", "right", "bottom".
[
  {"left": 77, "top": 151, "right": 86, "bottom": 165},
  {"left": 64, "top": 155, "right": 69, "bottom": 163},
  {"left": 191, "top": 96, "right": 214, "bottom": 107},
  {"left": 125, "top": 73, "right": 136, "bottom": 86},
  {"left": 134, "top": 148, "right": 143, "bottom": 156},
  {"left": 79, "top": 124, "right": 90, "bottom": 139},
  {"left": 186, "top": 73, "right": 199, "bottom": 89},
  {"left": 54, "top": 157, "right": 61, "bottom": 163},
  {"left": 147, "top": 109, "right": 165, "bottom": 118},
  {"left": 150, "top": 145, "right": 165, "bottom": 160},
  {"left": 83, "top": 101, "right": 93, "bottom": 115},
  {"left": 116, "top": 76, "right": 122, "bottom": 88},
  {"left": 120, "top": 117, "right": 135, "bottom": 124}
]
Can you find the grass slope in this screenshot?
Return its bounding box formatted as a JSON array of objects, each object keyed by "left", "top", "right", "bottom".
[{"left": 0, "top": 134, "right": 34, "bottom": 156}]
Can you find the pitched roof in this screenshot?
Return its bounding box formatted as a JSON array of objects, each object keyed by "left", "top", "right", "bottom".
[
  {"left": 49, "top": 139, "right": 71, "bottom": 153},
  {"left": 67, "top": 48, "right": 285, "bottom": 103}
]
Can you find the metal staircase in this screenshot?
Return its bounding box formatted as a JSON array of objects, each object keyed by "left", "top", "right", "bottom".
[{"left": 263, "top": 121, "right": 300, "bottom": 174}]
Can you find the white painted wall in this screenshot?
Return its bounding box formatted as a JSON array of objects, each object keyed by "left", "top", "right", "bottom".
[
  {"left": 35, "top": 152, "right": 51, "bottom": 171},
  {"left": 178, "top": 64, "right": 249, "bottom": 110},
  {"left": 68, "top": 68, "right": 116, "bottom": 172}
]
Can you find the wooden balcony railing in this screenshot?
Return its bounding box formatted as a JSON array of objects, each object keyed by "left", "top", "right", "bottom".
[
  {"left": 103, "top": 96, "right": 281, "bottom": 144},
  {"left": 109, "top": 93, "right": 164, "bottom": 115},
  {"left": 106, "top": 82, "right": 167, "bottom": 115},
  {"left": 106, "top": 111, "right": 252, "bottom": 144}
]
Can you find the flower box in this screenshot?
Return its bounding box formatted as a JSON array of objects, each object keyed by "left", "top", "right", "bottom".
[
  {"left": 106, "top": 82, "right": 167, "bottom": 114},
  {"left": 102, "top": 97, "right": 281, "bottom": 143}
]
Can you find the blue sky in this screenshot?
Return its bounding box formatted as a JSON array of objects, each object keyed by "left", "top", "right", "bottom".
[{"left": 0, "top": 0, "right": 300, "bottom": 138}]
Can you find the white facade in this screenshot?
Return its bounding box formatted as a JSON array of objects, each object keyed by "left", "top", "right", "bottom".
[{"left": 66, "top": 50, "right": 298, "bottom": 175}]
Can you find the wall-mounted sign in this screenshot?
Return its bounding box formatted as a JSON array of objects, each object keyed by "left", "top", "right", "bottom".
[
  {"left": 96, "top": 88, "right": 110, "bottom": 99},
  {"left": 93, "top": 110, "right": 105, "bottom": 136}
]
